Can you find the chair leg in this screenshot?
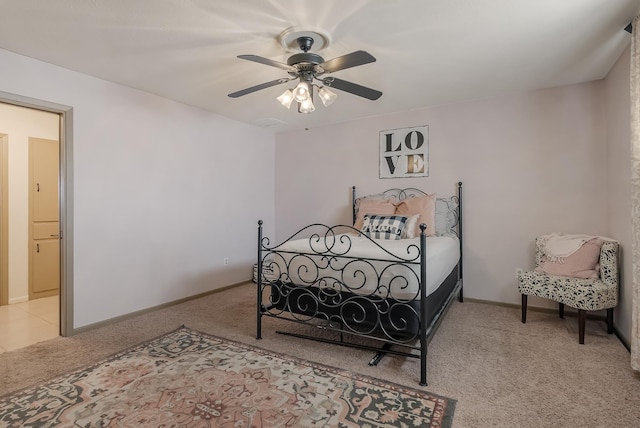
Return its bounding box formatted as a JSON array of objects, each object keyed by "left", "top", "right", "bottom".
[
  {"left": 607, "top": 308, "right": 614, "bottom": 334},
  {"left": 559, "top": 303, "right": 564, "bottom": 319},
  {"left": 521, "top": 294, "right": 527, "bottom": 323},
  {"left": 578, "top": 309, "right": 586, "bottom": 344}
]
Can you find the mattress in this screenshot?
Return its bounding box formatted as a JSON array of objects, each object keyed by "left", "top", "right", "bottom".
[{"left": 265, "top": 233, "right": 460, "bottom": 301}]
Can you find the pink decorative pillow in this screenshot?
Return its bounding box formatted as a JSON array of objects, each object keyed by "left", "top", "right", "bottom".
[
  {"left": 536, "top": 238, "right": 603, "bottom": 279},
  {"left": 394, "top": 194, "right": 437, "bottom": 237},
  {"left": 353, "top": 199, "right": 396, "bottom": 230}
]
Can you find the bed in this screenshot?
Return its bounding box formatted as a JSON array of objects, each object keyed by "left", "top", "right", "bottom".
[{"left": 256, "top": 182, "right": 463, "bottom": 385}]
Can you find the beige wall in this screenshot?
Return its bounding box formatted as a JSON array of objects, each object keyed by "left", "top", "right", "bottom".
[
  {"left": 604, "top": 44, "right": 632, "bottom": 344},
  {"left": 0, "top": 47, "right": 276, "bottom": 329},
  {"left": 0, "top": 104, "right": 59, "bottom": 302},
  {"left": 275, "top": 82, "right": 608, "bottom": 307}
]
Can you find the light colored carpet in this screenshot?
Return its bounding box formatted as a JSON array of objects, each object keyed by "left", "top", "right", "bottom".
[{"left": 1, "top": 282, "right": 638, "bottom": 427}]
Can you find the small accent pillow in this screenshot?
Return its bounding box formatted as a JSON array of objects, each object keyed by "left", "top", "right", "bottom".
[
  {"left": 536, "top": 238, "right": 603, "bottom": 279},
  {"left": 395, "top": 193, "right": 437, "bottom": 237},
  {"left": 361, "top": 214, "right": 408, "bottom": 240},
  {"left": 354, "top": 198, "right": 396, "bottom": 231}
]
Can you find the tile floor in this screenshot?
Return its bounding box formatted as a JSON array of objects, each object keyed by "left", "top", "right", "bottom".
[{"left": 0, "top": 295, "right": 59, "bottom": 353}]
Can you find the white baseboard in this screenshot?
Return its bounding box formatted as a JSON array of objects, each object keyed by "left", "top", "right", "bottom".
[{"left": 8, "top": 296, "right": 28, "bottom": 304}]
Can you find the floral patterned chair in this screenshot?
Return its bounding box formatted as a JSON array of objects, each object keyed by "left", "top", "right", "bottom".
[{"left": 517, "top": 236, "right": 619, "bottom": 344}]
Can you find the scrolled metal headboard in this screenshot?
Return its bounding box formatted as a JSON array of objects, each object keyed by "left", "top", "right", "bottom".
[{"left": 352, "top": 182, "right": 462, "bottom": 239}]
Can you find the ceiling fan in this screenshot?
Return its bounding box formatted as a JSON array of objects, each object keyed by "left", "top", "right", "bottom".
[{"left": 228, "top": 35, "right": 382, "bottom": 113}]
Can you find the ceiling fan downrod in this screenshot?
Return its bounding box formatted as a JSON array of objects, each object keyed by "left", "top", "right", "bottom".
[{"left": 297, "top": 36, "right": 314, "bottom": 52}]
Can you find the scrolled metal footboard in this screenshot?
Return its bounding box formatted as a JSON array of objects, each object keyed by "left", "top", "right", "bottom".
[{"left": 256, "top": 221, "right": 433, "bottom": 384}]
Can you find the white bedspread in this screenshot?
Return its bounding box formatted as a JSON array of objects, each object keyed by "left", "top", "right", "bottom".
[{"left": 267, "top": 234, "right": 460, "bottom": 301}]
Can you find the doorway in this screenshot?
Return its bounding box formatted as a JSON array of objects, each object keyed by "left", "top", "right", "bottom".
[
  {"left": 0, "top": 91, "right": 73, "bottom": 341},
  {"left": 0, "top": 109, "right": 59, "bottom": 350}
]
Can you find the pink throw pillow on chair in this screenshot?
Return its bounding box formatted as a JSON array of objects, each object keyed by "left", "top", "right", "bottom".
[{"left": 536, "top": 238, "right": 603, "bottom": 279}]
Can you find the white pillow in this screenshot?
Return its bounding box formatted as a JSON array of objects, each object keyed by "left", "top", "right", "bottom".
[
  {"left": 435, "top": 197, "right": 459, "bottom": 237},
  {"left": 401, "top": 214, "right": 421, "bottom": 239}
]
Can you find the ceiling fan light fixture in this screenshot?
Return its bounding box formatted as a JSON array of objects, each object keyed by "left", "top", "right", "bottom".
[
  {"left": 299, "top": 97, "right": 315, "bottom": 114},
  {"left": 293, "top": 81, "right": 311, "bottom": 103},
  {"left": 277, "top": 89, "right": 294, "bottom": 109},
  {"left": 318, "top": 86, "right": 337, "bottom": 107}
]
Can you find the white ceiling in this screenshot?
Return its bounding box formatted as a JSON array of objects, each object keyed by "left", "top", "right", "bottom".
[{"left": 0, "top": 0, "right": 638, "bottom": 132}]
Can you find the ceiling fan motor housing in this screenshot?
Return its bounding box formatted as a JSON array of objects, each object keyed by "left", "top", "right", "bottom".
[
  {"left": 286, "top": 36, "right": 325, "bottom": 72},
  {"left": 287, "top": 52, "right": 324, "bottom": 69}
]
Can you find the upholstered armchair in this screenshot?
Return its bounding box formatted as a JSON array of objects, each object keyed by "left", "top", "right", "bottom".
[{"left": 517, "top": 236, "right": 619, "bottom": 344}]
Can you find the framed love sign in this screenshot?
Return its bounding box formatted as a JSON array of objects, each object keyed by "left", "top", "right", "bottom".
[{"left": 379, "top": 125, "right": 429, "bottom": 178}]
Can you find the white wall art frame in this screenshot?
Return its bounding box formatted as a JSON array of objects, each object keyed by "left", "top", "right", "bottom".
[{"left": 379, "top": 125, "right": 429, "bottom": 178}]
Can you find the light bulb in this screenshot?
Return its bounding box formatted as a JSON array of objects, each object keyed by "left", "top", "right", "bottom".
[
  {"left": 293, "top": 81, "right": 310, "bottom": 102},
  {"left": 318, "top": 86, "right": 337, "bottom": 107},
  {"left": 299, "top": 98, "right": 315, "bottom": 114},
  {"left": 277, "top": 89, "right": 294, "bottom": 109}
]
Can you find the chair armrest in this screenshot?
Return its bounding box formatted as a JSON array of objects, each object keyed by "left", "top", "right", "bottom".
[
  {"left": 534, "top": 236, "right": 546, "bottom": 267},
  {"left": 599, "top": 241, "right": 619, "bottom": 288}
]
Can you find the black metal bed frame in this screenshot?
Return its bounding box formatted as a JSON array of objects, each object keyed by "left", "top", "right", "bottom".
[{"left": 256, "top": 182, "right": 463, "bottom": 385}]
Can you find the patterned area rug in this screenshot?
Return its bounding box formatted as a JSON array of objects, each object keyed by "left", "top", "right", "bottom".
[{"left": 0, "top": 327, "right": 455, "bottom": 427}]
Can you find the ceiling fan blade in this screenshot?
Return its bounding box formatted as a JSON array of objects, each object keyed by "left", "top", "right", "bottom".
[
  {"left": 237, "top": 54, "right": 297, "bottom": 72},
  {"left": 322, "top": 77, "right": 382, "bottom": 100},
  {"left": 317, "top": 51, "right": 376, "bottom": 74},
  {"left": 228, "top": 78, "right": 292, "bottom": 98}
]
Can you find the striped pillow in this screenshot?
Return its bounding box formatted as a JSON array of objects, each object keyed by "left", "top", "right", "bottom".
[{"left": 361, "top": 214, "right": 408, "bottom": 240}]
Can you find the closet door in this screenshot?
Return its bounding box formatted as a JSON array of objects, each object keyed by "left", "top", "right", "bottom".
[
  {"left": 29, "top": 137, "right": 60, "bottom": 300},
  {"left": 31, "top": 239, "right": 60, "bottom": 294}
]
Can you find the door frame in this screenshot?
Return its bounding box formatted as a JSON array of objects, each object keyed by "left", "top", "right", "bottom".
[{"left": 0, "top": 91, "right": 73, "bottom": 337}]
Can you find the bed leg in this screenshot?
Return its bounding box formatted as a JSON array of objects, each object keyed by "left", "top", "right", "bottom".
[
  {"left": 521, "top": 294, "right": 527, "bottom": 323},
  {"left": 256, "top": 276, "right": 263, "bottom": 339},
  {"left": 256, "top": 289, "right": 262, "bottom": 340},
  {"left": 420, "top": 349, "right": 428, "bottom": 386},
  {"left": 419, "top": 227, "right": 428, "bottom": 386},
  {"left": 256, "top": 220, "right": 263, "bottom": 340},
  {"left": 458, "top": 284, "right": 464, "bottom": 303},
  {"left": 257, "top": 308, "right": 262, "bottom": 340}
]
